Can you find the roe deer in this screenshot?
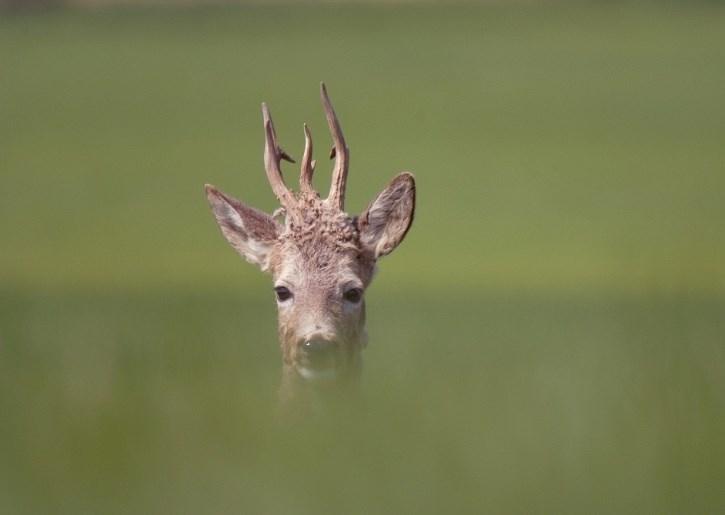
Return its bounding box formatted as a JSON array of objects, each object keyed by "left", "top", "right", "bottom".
[{"left": 205, "top": 84, "right": 415, "bottom": 406}]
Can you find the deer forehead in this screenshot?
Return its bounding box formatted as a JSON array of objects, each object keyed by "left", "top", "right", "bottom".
[
  {"left": 267, "top": 202, "right": 371, "bottom": 285},
  {"left": 271, "top": 237, "right": 372, "bottom": 290},
  {"left": 282, "top": 197, "right": 360, "bottom": 249}
]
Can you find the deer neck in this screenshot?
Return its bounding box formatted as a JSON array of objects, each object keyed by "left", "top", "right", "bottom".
[{"left": 278, "top": 359, "right": 362, "bottom": 411}]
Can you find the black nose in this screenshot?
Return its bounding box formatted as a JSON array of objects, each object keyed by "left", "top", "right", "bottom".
[{"left": 302, "top": 339, "right": 337, "bottom": 354}]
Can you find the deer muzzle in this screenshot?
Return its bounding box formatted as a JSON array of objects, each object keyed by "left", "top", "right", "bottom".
[{"left": 295, "top": 331, "right": 343, "bottom": 380}]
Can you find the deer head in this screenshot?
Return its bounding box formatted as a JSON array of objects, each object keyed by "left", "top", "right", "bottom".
[{"left": 205, "top": 84, "right": 415, "bottom": 402}]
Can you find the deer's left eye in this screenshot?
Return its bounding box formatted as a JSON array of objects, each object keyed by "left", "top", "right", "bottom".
[{"left": 343, "top": 288, "right": 363, "bottom": 304}]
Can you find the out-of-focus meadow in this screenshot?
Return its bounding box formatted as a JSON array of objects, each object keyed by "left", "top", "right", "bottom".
[{"left": 1, "top": 2, "right": 724, "bottom": 513}]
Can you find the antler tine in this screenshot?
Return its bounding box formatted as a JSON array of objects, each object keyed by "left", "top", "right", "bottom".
[
  {"left": 300, "top": 123, "right": 315, "bottom": 193},
  {"left": 261, "top": 102, "right": 295, "bottom": 208},
  {"left": 320, "top": 83, "right": 349, "bottom": 210}
]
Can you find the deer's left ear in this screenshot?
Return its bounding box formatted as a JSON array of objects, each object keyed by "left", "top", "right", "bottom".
[
  {"left": 358, "top": 172, "right": 416, "bottom": 258},
  {"left": 205, "top": 184, "right": 279, "bottom": 271}
]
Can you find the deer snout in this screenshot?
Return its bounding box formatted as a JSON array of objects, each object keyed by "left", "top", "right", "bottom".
[
  {"left": 297, "top": 329, "right": 340, "bottom": 372},
  {"left": 294, "top": 332, "right": 341, "bottom": 380},
  {"left": 302, "top": 339, "right": 337, "bottom": 354},
  {"left": 300, "top": 335, "right": 339, "bottom": 355}
]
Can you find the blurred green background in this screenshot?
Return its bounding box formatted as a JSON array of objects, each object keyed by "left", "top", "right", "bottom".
[{"left": 1, "top": 2, "right": 724, "bottom": 514}]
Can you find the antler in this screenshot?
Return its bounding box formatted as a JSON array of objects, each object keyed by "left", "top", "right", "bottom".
[
  {"left": 300, "top": 123, "right": 315, "bottom": 194},
  {"left": 261, "top": 84, "right": 349, "bottom": 211},
  {"left": 320, "top": 83, "right": 349, "bottom": 211},
  {"left": 262, "top": 102, "right": 296, "bottom": 208}
]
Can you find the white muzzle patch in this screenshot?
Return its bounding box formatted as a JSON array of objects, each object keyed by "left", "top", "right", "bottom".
[{"left": 297, "top": 366, "right": 339, "bottom": 382}]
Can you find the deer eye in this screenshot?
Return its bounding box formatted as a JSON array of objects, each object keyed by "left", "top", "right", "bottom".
[
  {"left": 274, "top": 286, "right": 293, "bottom": 302},
  {"left": 343, "top": 287, "right": 363, "bottom": 304}
]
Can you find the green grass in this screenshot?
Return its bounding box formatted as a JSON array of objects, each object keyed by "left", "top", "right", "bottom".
[
  {"left": 1, "top": 290, "right": 724, "bottom": 513},
  {"left": 1, "top": 3, "right": 725, "bottom": 514}
]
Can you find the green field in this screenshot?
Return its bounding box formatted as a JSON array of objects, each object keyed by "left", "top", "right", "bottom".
[{"left": 1, "top": 3, "right": 725, "bottom": 514}]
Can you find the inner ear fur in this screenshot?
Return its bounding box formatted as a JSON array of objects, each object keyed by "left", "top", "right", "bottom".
[
  {"left": 358, "top": 172, "right": 416, "bottom": 258},
  {"left": 205, "top": 184, "right": 279, "bottom": 269}
]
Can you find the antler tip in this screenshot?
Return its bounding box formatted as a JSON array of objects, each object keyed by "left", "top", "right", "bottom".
[
  {"left": 280, "top": 149, "right": 295, "bottom": 163},
  {"left": 261, "top": 102, "right": 271, "bottom": 122},
  {"left": 320, "top": 82, "right": 331, "bottom": 101}
]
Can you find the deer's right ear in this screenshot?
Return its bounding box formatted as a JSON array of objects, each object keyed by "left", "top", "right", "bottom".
[{"left": 205, "top": 185, "right": 279, "bottom": 271}]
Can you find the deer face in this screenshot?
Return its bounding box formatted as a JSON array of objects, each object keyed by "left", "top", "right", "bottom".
[
  {"left": 205, "top": 84, "right": 415, "bottom": 391},
  {"left": 271, "top": 232, "right": 372, "bottom": 381}
]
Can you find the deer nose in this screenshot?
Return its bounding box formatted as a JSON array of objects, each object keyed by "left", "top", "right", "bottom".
[{"left": 301, "top": 338, "right": 338, "bottom": 354}]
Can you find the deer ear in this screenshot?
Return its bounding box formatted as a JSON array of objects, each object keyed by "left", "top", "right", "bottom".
[
  {"left": 205, "top": 184, "right": 279, "bottom": 271},
  {"left": 358, "top": 172, "right": 416, "bottom": 258}
]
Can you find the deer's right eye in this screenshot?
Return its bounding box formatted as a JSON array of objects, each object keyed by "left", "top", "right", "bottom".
[{"left": 274, "top": 286, "right": 293, "bottom": 302}]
